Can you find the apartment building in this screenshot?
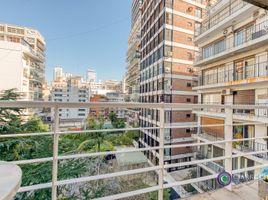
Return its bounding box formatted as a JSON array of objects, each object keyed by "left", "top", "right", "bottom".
[
  {"left": 87, "top": 69, "right": 97, "bottom": 83},
  {"left": 89, "top": 94, "right": 109, "bottom": 118},
  {"left": 51, "top": 75, "right": 90, "bottom": 121},
  {"left": 126, "top": 0, "right": 142, "bottom": 103},
  {"left": 139, "top": 0, "right": 205, "bottom": 167},
  {"left": 194, "top": 0, "right": 268, "bottom": 189},
  {"left": 0, "top": 23, "right": 45, "bottom": 101}
]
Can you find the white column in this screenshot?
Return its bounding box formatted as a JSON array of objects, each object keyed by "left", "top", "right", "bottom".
[
  {"left": 158, "top": 103, "right": 165, "bottom": 200},
  {"left": 224, "top": 96, "right": 233, "bottom": 191},
  {"left": 52, "top": 106, "right": 59, "bottom": 200}
]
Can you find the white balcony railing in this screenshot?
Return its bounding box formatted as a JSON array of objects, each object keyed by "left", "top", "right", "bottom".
[{"left": 1, "top": 102, "right": 268, "bottom": 199}]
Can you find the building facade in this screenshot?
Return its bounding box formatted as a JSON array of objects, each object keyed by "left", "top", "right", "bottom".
[
  {"left": 194, "top": 0, "right": 268, "bottom": 189},
  {"left": 51, "top": 75, "right": 90, "bottom": 121},
  {"left": 126, "top": 0, "right": 142, "bottom": 103},
  {"left": 0, "top": 23, "right": 45, "bottom": 101},
  {"left": 53, "top": 66, "right": 64, "bottom": 81},
  {"left": 87, "top": 69, "right": 97, "bottom": 83},
  {"left": 139, "top": 0, "right": 205, "bottom": 167}
]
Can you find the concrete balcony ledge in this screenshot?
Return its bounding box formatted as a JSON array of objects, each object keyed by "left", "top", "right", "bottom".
[{"left": 0, "top": 161, "right": 22, "bottom": 200}]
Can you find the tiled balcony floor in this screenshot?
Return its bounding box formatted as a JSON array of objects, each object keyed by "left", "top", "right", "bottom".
[{"left": 184, "top": 181, "right": 259, "bottom": 200}]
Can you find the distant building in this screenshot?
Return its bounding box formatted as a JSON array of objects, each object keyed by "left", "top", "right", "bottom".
[
  {"left": 102, "top": 80, "right": 122, "bottom": 92},
  {"left": 51, "top": 72, "right": 90, "bottom": 121},
  {"left": 106, "top": 92, "right": 125, "bottom": 118},
  {"left": 53, "top": 66, "right": 63, "bottom": 81},
  {"left": 0, "top": 23, "right": 45, "bottom": 101},
  {"left": 87, "top": 69, "right": 97, "bottom": 83},
  {"left": 89, "top": 94, "right": 109, "bottom": 118}
]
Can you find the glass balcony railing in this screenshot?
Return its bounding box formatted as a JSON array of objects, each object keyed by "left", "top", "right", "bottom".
[{"left": 197, "top": 19, "right": 268, "bottom": 62}]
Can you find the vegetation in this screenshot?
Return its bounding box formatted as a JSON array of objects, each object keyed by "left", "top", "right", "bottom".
[{"left": 0, "top": 89, "right": 165, "bottom": 199}]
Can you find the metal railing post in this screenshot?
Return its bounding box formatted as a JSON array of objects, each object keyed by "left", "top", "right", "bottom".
[
  {"left": 158, "top": 102, "right": 165, "bottom": 200},
  {"left": 225, "top": 104, "right": 233, "bottom": 191},
  {"left": 52, "top": 106, "right": 59, "bottom": 200}
]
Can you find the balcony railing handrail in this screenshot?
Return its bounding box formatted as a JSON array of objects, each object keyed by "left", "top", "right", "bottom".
[
  {"left": 1, "top": 101, "right": 268, "bottom": 199},
  {"left": 199, "top": 61, "right": 268, "bottom": 86},
  {"left": 199, "top": 0, "right": 248, "bottom": 35},
  {"left": 197, "top": 19, "right": 268, "bottom": 62}
]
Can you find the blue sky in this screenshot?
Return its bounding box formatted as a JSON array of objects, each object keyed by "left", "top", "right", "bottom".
[{"left": 0, "top": 0, "right": 131, "bottom": 83}]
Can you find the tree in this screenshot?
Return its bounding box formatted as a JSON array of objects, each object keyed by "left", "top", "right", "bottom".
[
  {"left": 22, "top": 116, "right": 49, "bottom": 133},
  {"left": 0, "top": 89, "right": 23, "bottom": 134},
  {"left": 86, "top": 115, "right": 105, "bottom": 152},
  {"left": 108, "top": 111, "right": 125, "bottom": 129}
]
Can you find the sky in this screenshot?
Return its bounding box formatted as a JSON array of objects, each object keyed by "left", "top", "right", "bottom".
[{"left": 0, "top": 0, "right": 132, "bottom": 83}]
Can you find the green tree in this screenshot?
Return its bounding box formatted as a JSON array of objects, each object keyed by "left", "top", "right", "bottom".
[
  {"left": 22, "top": 116, "right": 49, "bottom": 133},
  {"left": 108, "top": 111, "right": 125, "bottom": 129},
  {"left": 86, "top": 115, "right": 105, "bottom": 152},
  {"left": 0, "top": 89, "right": 23, "bottom": 134}
]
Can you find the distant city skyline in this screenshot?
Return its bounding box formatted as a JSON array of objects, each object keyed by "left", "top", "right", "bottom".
[{"left": 0, "top": 0, "right": 132, "bottom": 83}]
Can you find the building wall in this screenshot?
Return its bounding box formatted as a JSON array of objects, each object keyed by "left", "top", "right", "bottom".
[
  {"left": 0, "top": 23, "right": 45, "bottom": 101},
  {"left": 139, "top": 0, "right": 204, "bottom": 164}
]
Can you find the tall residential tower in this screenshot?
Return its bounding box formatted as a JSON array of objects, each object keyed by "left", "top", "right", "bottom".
[{"left": 139, "top": 0, "right": 205, "bottom": 167}]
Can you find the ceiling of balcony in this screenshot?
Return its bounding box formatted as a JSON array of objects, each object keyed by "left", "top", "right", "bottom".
[{"left": 244, "top": 0, "right": 268, "bottom": 9}]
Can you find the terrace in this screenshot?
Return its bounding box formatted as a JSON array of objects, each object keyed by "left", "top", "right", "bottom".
[{"left": 1, "top": 101, "right": 268, "bottom": 199}]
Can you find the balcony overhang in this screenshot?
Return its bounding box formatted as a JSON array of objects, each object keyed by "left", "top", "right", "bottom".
[
  {"left": 194, "top": 34, "right": 268, "bottom": 67},
  {"left": 244, "top": 0, "right": 268, "bottom": 10}
]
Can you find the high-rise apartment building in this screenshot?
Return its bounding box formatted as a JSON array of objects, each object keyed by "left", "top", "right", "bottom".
[
  {"left": 194, "top": 0, "right": 268, "bottom": 189},
  {"left": 126, "top": 0, "right": 142, "bottom": 102},
  {"left": 139, "top": 0, "right": 205, "bottom": 167},
  {"left": 0, "top": 23, "right": 45, "bottom": 101}
]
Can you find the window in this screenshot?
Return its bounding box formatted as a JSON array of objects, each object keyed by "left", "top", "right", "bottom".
[
  {"left": 235, "top": 30, "right": 245, "bottom": 46},
  {"left": 186, "top": 98, "right": 191, "bottom": 103},
  {"left": 7, "top": 36, "right": 20, "bottom": 43},
  {"left": 187, "top": 37, "right": 192, "bottom": 42},
  {"left": 165, "top": 29, "right": 172, "bottom": 41},
  {"left": 188, "top": 22, "right": 193, "bottom": 27},
  {"left": 186, "top": 114, "right": 191, "bottom": 118},
  {"left": 186, "top": 129, "right": 191, "bottom": 133},
  {"left": 7, "top": 27, "right": 24, "bottom": 34},
  {"left": 214, "top": 39, "right": 225, "bottom": 54},
  {"left": 187, "top": 82, "right": 192, "bottom": 87}
]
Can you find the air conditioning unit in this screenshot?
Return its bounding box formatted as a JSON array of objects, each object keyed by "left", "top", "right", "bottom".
[
  {"left": 167, "top": 51, "right": 173, "bottom": 57},
  {"left": 187, "top": 7, "right": 193, "bottom": 12},
  {"left": 223, "top": 26, "right": 234, "bottom": 36},
  {"left": 165, "top": 136, "right": 171, "bottom": 140},
  {"left": 253, "top": 9, "right": 267, "bottom": 19},
  {"left": 221, "top": 89, "right": 233, "bottom": 95}
]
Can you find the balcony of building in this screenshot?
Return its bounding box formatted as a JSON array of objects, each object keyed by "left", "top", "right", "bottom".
[
  {"left": 195, "top": 19, "right": 268, "bottom": 66},
  {"left": 195, "top": 61, "right": 268, "bottom": 90},
  {"left": 1, "top": 102, "right": 268, "bottom": 199},
  {"left": 195, "top": 0, "right": 254, "bottom": 42}
]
